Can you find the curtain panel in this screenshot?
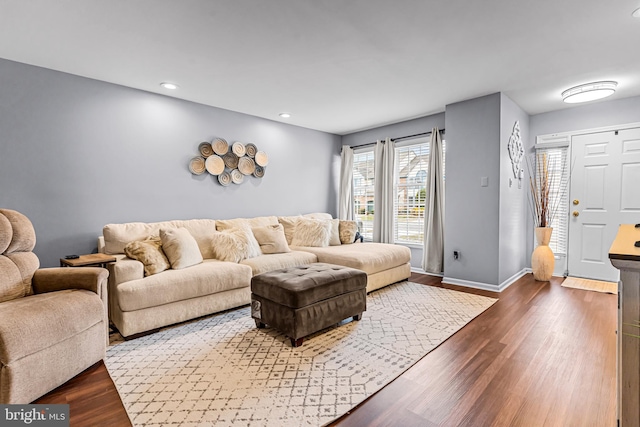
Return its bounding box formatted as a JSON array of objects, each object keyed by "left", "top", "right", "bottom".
[
  {"left": 422, "top": 128, "right": 445, "bottom": 273},
  {"left": 373, "top": 138, "right": 395, "bottom": 243},
  {"left": 339, "top": 145, "right": 355, "bottom": 220}
]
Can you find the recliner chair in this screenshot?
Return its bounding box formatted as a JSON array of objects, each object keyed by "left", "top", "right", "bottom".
[{"left": 0, "top": 209, "right": 108, "bottom": 404}]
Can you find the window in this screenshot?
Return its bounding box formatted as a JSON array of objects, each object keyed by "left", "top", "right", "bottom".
[
  {"left": 351, "top": 137, "right": 445, "bottom": 244},
  {"left": 353, "top": 150, "right": 375, "bottom": 240},
  {"left": 393, "top": 138, "right": 445, "bottom": 244},
  {"left": 534, "top": 146, "right": 569, "bottom": 255}
]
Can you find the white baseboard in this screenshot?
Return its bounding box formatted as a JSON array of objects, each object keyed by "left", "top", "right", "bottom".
[
  {"left": 441, "top": 277, "right": 501, "bottom": 292},
  {"left": 442, "top": 268, "right": 529, "bottom": 293},
  {"left": 410, "top": 266, "right": 443, "bottom": 277}
]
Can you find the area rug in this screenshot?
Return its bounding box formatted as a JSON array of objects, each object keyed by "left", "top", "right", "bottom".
[
  {"left": 561, "top": 276, "right": 617, "bottom": 294},
  {"left": 105, "top": 281, "right": 497, "bottom": 427}
]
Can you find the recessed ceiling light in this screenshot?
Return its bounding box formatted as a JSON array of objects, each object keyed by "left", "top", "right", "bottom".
[
  {"left": 160, "top": 82, "right": 179, "bottom": 90},
  {"left": 633, "top": 7, "right": 640, "bottom": 17},
  {"left": 279, "top": 113, "right": 291, "bottom": 118},
  {"left": 561, "top": 81, "right": 617, "bottom": 104}
]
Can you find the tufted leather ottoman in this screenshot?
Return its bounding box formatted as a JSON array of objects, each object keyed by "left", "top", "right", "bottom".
[{"left": 251, "top": 263, "right": 367, "bottom": 347}]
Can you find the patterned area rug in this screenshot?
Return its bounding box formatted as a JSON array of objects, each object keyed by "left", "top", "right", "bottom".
[{"left": 105, "top": 281, "right": 496, "bottom": 427}]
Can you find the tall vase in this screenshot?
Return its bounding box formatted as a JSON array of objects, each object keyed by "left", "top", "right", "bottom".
[{"left": 532, "top": 227, "right": 554, "bottom": 281}]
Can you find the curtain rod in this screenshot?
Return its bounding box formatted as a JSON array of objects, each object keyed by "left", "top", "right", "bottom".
[{"left": 351, "top": 128, "right": 445, "bottom": 149}]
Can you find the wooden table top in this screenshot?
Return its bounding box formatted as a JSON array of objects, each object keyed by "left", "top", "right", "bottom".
[
  {"left": 609, "top": 224, "right": 640, "bottom": 262},
  {"left": 60, "top": 253, "right": 116, "bottom": 267}
]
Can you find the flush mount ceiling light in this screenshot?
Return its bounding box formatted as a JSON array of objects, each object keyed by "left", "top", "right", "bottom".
[
  {"left": 633, "top": 7, "right": 640, "bottom": 17},
  {"left": 279, "top": 112, "right": 291, "bottom": 118},
  {"left": 561, "top": 81, "right": 617, "bottom": 104},
  {"left": 160, "top": 82, "right": 179, "bottom": 90}
]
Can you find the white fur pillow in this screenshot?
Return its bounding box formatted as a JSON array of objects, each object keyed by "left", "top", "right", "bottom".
[
  {"left": 211, "top": 227, "right": 262, "bottom": 262},
  {"left": 159, "top": 228, "right": 203, "bottom": 270},
  {"left": 252, "top": 224, "right": 291, "bottom": 254},
  {"left": 291, "top": 218, "right": 331, "bottom": 247}
]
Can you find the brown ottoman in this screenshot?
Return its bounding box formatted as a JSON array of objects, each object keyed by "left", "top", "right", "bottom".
[{"left": 251, "top": 263, "right": 367, "bottom": 347}]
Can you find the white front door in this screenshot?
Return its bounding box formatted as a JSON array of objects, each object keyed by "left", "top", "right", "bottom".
[{"left": 568, "top": 128, "right": 640, "bottom": 282}]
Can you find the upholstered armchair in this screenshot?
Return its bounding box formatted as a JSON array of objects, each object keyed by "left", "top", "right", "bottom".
[{"left": 0, "top": 209, "right": 108, "bottom": 404}]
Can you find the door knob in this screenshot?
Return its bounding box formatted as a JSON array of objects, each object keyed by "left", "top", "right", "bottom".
[
  {"left": 573, "top": 199, "right": 579, "bottom": 205},
  {"left": 573, "top": 211, "right": 580, "bottom": 217}
]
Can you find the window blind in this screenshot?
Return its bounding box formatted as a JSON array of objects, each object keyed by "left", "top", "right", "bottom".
[{"left": 534, "top": 145, "right": 569, "bottom": 255}]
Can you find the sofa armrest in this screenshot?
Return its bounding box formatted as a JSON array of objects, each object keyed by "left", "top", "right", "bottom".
[{"left": 32, "top": 267, "right": 108, "bottom": 298}]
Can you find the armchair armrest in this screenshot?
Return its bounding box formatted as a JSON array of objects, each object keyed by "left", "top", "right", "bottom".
[{"left": 32, "top": 267, "right": 108, "bottom": 300}]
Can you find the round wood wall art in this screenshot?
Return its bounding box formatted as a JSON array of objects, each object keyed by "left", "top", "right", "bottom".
[
  {"left": 245, "top": 143, "right": 257, "bottom": 158},
  {"left": 218, "top": 171, "right": 232, "bottom": 186},
  {"left": 205, "top": 155, "right": 225, "bottom": 175},
  {"left": 238, "top": 157, "right": 255, "bottom": 175},
  {"left": 231, "top": 169, "right": 244, "bottom": 184},
  {"left": 253, "top": 165, "right": 265, "bottom": 178},
  {"left": 232, "top": 141, "right": 246, "bottom": 157},
  {"left": 212, "top": 138, "right": 229, "bottom": 155},
  {"left": 223, "top": 152, "right": 239, "bottom": 169},
  {"left": 198, "top": 142, "right": 214, "bottom": 158},
  {"left": 189, "top": 138, "right": 267, "bottom": 185},
  {"left": 255, "top": 151, "right": 269, "bottom": 167},
  {"left": 189, "top": 156, "right": 206, "bottom": 175}
]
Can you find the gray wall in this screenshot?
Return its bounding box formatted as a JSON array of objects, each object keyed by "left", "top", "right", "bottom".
[
  {"left": 444, "top": 93, "right": 502, "bottom": 285},
  {"left": 498, "top": 94, "right": 529, "bottom": 284},
  {"left": 0, "top": 59, "right": 341, "bottom": 267},
  {"left": 341, "top": 112, "right": 446, "bottom": 269}
]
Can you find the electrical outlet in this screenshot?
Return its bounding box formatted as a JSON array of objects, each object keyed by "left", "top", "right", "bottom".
[{"left": 453, "top": 251, "right": 460, "bottom": 260}]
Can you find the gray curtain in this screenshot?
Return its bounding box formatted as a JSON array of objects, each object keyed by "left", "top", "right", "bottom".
[
  {"left": 373, "top": 138, "right": 395, "bottom": 243},
  {"left": 339, "top": 145, "right": 354, "bottom": 220},
  {"left": 422, "top": 128, "right": 445, "bottom": 273}
]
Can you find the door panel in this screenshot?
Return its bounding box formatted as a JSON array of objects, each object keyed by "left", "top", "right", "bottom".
[{"left": 568, "top": 127, "right": 640, "bottom": 281}]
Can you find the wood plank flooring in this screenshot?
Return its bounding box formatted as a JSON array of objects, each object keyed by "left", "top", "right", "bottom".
[{"left": 35, "top": 273, "right": 617, "bottom": 426}]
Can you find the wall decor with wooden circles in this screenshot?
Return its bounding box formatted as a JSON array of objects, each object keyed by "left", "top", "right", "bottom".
[{"left": 189, "top": 138, "right": 267, "bottom": 185}]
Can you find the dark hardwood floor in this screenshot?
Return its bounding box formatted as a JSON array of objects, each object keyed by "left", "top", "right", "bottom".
[{"left": 36, "top": 273, "right": 617, "bottom": 426}]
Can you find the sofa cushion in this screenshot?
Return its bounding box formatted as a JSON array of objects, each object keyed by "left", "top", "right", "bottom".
[
  {"left": 252, "top": 224, "right": 290, "bottom": 254},
  {"left": 303, "top": 213, "right": 333, "bottom": 220},
  {"left": 339, "top": 220, "right": 358, "bottom": 244},
  {"left": 328, "top": 218, "right": 341, "bottom": 246},
  {"left": 240, "top": 251, "right": 317, "bottom": 276},
  {"left": 0, "top": 289, "right": 103, "bottom": 364},
  {"left": 277, "top": 216, "right": 302, "bottom": 245},
  {"left": 291, "top": 243, "right": 411, "bottom": 275},
  {"left": 124, "top": 237, "right": 170, "bottom": 276},
  {"left": 291, "top": 218, "right": 331, "bottom": 247},
  {"left": 216, "top": 216, "right": 278, "bottom": 231},
  {"left": 103, "top": 219, "right": 217, "bottom": 257},
  {"left": 116, "top": 260, "right": 251, "bottom": 311},
  {"left": 160, "top": 228, "right": 203, "bottom": 270}
]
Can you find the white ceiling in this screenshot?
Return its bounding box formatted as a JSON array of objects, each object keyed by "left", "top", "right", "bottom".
[{"left": 1, "top": 0, "right": 639, "bottom": 135}]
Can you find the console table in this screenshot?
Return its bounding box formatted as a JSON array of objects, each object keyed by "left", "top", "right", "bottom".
[{"left": 609, "top": 224, "right": 640, "bottom": 427}]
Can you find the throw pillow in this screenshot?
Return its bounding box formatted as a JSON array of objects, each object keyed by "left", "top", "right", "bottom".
[
  {"left": 328, "top": 218, "right": 341, "bottom": 246},
  {"left": 339, "top": 220, "right": 358, "bottom": 244},
  {"left": 124, "top": 236, "right": 170, "bottom": 276},
  {"left": 252, "top": 224, "right": 291, "bottom": 254},
  {"left": 159, "top": 227, "right": 203, "bottom": 270},
  {"left": 277, "top": 216, "right": 301, "bottom": 245},
  {"left": 210, "top": 229, "right": 249, "bottom": 263},
  {"left": 291, "top": 218, "right": 331, "bottom": 247}
]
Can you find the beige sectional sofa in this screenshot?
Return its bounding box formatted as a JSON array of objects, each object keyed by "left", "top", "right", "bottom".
[{"left": 99, "top": 213, "right": 410, "bottom": 338}]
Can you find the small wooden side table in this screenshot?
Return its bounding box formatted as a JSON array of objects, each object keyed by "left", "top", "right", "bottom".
[{"left": 60, "top": 253, "right": 116, "bottom": 268}]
